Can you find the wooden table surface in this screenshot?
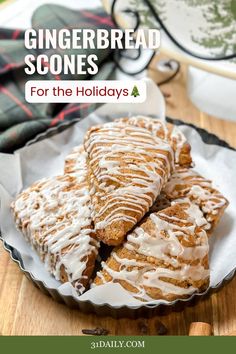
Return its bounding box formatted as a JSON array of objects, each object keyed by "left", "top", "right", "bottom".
[{"left": 1, "top": 56, "right": 236, "bottom": 336}]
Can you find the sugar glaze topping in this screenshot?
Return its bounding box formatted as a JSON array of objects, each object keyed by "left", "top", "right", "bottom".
[
  {"left": 163, "top": 167, "right": 228, "bottom": 219},
  {"left": 12, "top": 174, "right": 99, "bottom": 293},
  {"left": 117, "top": 116, "right": 188, "bottom": 164},
  {"left": 95, "top": 202, "right": 209, "bottom": 300},
  {"left": 64, "top": 144, "right": 88, "bottom": 178}
]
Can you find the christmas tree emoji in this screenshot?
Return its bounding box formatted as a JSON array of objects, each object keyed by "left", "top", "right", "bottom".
[{"left": 131, "top": 85, "right": 140, "bottom": 98}]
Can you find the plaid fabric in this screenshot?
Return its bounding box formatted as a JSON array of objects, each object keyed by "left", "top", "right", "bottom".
[{"left": 0, "top": 4, "right": 116, "bottom": 153}]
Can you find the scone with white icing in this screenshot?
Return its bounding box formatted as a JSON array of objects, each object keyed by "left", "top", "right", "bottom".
[
  {"left": 153, "top": 166, "right": 229, "bottom": 234},
  {"left": 93, "top": 201, "right": 210, "bottom": 302},
  {"left": 11, "top": 174, "right": 99, "bottom": 293},
  {"left": 117, "top": 116, "right": 192, "bottom": 167},
  {"left": 64, "top": 145, "right": 87, "bottom": 175},
  {"left": 84, "top": 120, "right": 174, "bottom": 246}
]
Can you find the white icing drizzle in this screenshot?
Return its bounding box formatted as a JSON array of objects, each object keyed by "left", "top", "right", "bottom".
[
  {"left": 12, "top": 174, "right": 99, "bottom": 293},
  {"left": 84, "top": 121, "right": 174, "bottom": 234},
  {"left": 64, "top": 145, "right": 88, "bottom": 180},
  {"left": 95, "top": 201, "right": 209, "bottom": 300},
  {"left": 163, "top": 167, "right": 228, "bottom": 223},
  {"left": 117, "top": 116, "right": 189, "bottom": 164}
]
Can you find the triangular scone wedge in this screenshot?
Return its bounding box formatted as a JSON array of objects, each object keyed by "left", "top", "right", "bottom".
[
  {"left": 64, "top": 145, "right": 87, "bottom": 176},
  {"left": 154, "top": 167, "right": 228, "bottom": 234},
  {"left": 117, "top": 116, "right": 192, "bottom": 167},
  {"left": 93, "top": 201, "right": 210, "bottom": 302},
  {"left": 84, "top": 121, "right": 174, "bottom": 246},
  {"left": 11, "top": 174, "right": 99, "bottom": 293}
]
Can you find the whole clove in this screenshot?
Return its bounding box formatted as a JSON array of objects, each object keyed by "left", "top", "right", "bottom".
[{"left": 82, "top": 327, "right": 109, "bottom": 336}]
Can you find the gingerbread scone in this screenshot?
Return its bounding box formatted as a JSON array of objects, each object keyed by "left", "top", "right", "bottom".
[
  {"left": 93, "top": 201, "right": 210, "bottom": 302},
  {"left": 159, "top": 167, "right": 229, "bottom": 233},
  {"left": 11, "top": 174, "right": 99, "bottom": 293},
  {"left": 117, "top": 116, "right": 192, "bottom": 167},
  {"left": 84, "top": 121, "right": 174, "bottom": 246},
  {"left": 64, "top": 145, "right": 87, "bottom": 175}
]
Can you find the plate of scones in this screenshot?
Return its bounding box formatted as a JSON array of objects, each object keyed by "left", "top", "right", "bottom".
[{"left": 0, "top": 94, "right": 235, "bottom": 317}]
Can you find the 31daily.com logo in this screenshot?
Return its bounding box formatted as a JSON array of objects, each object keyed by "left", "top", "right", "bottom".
[{"left": 25, "top": 81, "right": 147, "bottom": 103}]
